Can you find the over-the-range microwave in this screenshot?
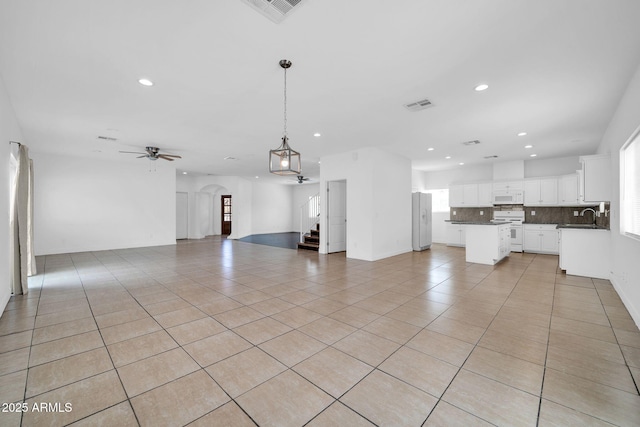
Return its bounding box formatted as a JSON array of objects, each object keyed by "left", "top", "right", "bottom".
[{"left": 492, "top": 191, "right": 524, "bottom": 205}]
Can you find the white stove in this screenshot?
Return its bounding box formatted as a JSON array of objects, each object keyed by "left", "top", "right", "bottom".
[{"left": 493, "top": 211, "right": 525, "bottom": 252}]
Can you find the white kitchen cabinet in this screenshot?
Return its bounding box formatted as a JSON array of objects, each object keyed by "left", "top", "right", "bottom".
[
  {"left": 449, "top": 184, "right": 478, "bottom": 207},
  {"left": 465, "top": 223, "right": 510, "bottom": 265},
  {"left": 559, "top": 174, "right": 580, "bottom": 205},
  {"left": 446, "top": 223, "right": 466, "bottom": 247},
  {"left": 478, "top": 182, "right": 493, "bottom": 206},
  {"left": 580, "top": 155, "right": 611, "bottom": 202},
  {"left": 524, "top": 178, "right": 558, "bottom": 206},
  {"left": 559, "top": 228, "right": 610, "bottom": 279},
  {"left": 493, "top": 180, "right": 524, "bottom": 193},
  {"left": 523, "top": 224, "right": 559, "bottom": 254}
]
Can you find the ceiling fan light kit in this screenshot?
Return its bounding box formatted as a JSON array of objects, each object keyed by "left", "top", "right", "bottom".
[{"left": 270, "top": 59, "right": 301, "bottom": 176}]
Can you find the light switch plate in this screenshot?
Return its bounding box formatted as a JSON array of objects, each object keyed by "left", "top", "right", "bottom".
[
  {"left": 531, "top": 211, "right": 536, "bottom": 216},
  {"left": 453, "top": 211, "right": 457, "bottom": 215},
  {"left": 480, "top": 211, "right": 484, "bottom": 215},
  {"left": 574, "top": 211, "right": 579, "bottom": 216}
]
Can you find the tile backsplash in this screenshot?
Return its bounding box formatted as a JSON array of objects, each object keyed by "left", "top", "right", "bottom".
[
  {"left": 524, "top": 204, "right": 610, "bottom": 228},
  {"left": 449, "top": 204, "right": 610, "bottom": 229}
]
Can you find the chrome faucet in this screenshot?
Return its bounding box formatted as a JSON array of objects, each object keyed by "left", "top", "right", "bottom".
[{"left": 580, "top": 208, "right": 597, "bottom": 224}]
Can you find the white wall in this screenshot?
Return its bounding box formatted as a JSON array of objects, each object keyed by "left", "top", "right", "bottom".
[
  {"left": 419, "top": 164, "right": 493, "bottom": 189},
  {"left": 251, "top": 182, "right": 293, "bottom": 234},
  {"left": 321, "top": 147, "right": 412, "bottom": 261},
  {"left": 525, "top": 156, "right": 581, "bottom": 177},
  {"left": 33, "top": 153, "right": 176, "bottom": 255},
  {"left": 0, "top": 73, "right": 22, "bottom": 314},
  {"left": 597, "top": 61, "right": 640, "bottom": 327},
  {"left": 292, "top": 183, "right": 320, "bottom": 233}
]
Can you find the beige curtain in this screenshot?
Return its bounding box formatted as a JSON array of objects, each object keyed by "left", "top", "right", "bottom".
[{"left": 10, "top": 145, "right": 36, "bottom": 295}]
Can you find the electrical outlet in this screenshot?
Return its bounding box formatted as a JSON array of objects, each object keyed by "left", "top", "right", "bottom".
[
  {"left": 574, "top": 211, "right": 579, "bottom": 216},
  {"left": 453, "top": 211, "right": 456, "bottom": 215},
  {"left": 531, "top": 211, "right": 536, "bottom": 216},
  {"left": 480, "top": 211, "right": 484, "bottom": 216}
]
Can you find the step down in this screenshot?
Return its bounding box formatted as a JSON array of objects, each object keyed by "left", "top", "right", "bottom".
[{"left": 297, "top": 242, "right": 319, "bottom": 251}]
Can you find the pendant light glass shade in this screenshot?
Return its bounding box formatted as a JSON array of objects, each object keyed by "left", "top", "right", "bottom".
[
  {"left": 269, "top": 135, "right": 301, "bottom": 175},
  {"left": 270, "top": 59, "right": 301, "bottom": 176}
]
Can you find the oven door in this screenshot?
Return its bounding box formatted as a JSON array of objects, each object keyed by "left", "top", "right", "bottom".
[{"left": 510, "top": 225, "right": 523, "bottom": 250}]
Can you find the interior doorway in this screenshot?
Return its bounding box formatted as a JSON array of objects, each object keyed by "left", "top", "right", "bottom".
[
  {"left": 176, "top": 192, "right": 188, "bottom": 240},
  {"left": 221, "top": 195, "right": 232, "bottom": 235},
  {"left": 327, "top": 180, "right": 346, "bottom": 253}
]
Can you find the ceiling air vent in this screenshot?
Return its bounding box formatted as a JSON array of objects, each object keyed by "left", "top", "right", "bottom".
[
  {"left": 484, "top": 155, "right": 499, "bottom": 159},
  {"left": 240, "top": 0, "right": 306, "bottom": 24},
  {"left": 462, "top": 140, "right": 481, "bottom": 146},
  {"left": 97, "top": 136, "right": 117, "bottom": 141},
  {"left": 404, "top": 98, "right": 433, "bottom": 112}
]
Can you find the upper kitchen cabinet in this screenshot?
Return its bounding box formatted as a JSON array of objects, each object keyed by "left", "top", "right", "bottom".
[
  {"left": 559, "top": 174, "right": 580, "bottom": 205},
  {"left": 524, "top": 178, "right": 558, "bottom": 206},
  {"left": 492, "top": 181, "right": 523, "bottom": 193},
  {"left": 478, "top": 182, "right": 493, "bottom": 207},
  {"left": 449, "top": 184, "right": 479, "bottom": 207},
  {"left": 580, "top": 154, "right": 611, "bottom": 202}
]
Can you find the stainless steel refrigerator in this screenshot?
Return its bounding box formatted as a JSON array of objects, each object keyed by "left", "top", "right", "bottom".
[{"left": 412, "top": 192, "right": 432, "bottom": 251}]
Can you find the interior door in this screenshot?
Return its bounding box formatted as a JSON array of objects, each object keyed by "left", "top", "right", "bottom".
[
  {"left": 327, "top": 180, "right": 346, "bottom": 253},
  {"left": 176, "top": 192, "right": 188, "bottom": 239},
  {"left": 221, "top": 195, "right": 232, "bottom": 235}
]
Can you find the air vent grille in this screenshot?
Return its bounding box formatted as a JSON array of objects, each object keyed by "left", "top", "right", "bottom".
[
  {"left": 97, "top": 136, "right": 117, "bottom": 141},
  {"left": 241, "top": 0, "right": 306, "bottom": 23},
  {"left": 462, "top": 140, "right": 481, "bottom": 146},
  {"left": 484, "top": 155, "right": 499, "bottom": 159},
  {"left": 404, "top": 98, "right": 433, "bottom": 111}
]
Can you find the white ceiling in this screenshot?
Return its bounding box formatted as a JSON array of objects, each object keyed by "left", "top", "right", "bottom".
[{"left": 1, "top": 0, "right": 640, "bottom": 183}]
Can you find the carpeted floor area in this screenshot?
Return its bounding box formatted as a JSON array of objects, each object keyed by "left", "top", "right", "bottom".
[{"left": 236, "top": 232, "right": 300, "bottom": 250}]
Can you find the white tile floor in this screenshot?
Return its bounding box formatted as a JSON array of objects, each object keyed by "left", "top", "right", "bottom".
[{"left": 1, "top": 237, "right": 639, "bottom": 426}]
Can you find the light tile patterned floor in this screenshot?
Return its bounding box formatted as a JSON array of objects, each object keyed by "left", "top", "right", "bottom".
[{"left": 1, "top": 237, "right": 640, "bottom": 426}]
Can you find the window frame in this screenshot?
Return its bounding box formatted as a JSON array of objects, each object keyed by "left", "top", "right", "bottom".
[{"left": 620, "top": 123, "right": 640, "bottom": 242}]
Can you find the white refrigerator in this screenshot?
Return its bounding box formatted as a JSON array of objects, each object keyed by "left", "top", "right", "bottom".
[{"left": 412, "top": 192, "right": 432, "bottom": 251}]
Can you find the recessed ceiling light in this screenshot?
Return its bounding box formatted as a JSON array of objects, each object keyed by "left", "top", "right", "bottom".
[
  {"left": 517, "top": 132, "right": 527, "bottom": 136},
  {"left": 255, "top": 176, "right": 259, "bottom": 179},
  {"left": 138, "top": 78, "right": 154, "bottom": 87},
  {"left": 445, "top": 156, "right": 451, "bottom": 159},
  {"left": 474, "top": 84, "right": 488, "bottom": 91},
  {"left": 530, "top": 154, "right": 537, "bottom": 157},
  {"left": 313, "top": 133, "right": 321, "bottom": 137},
  {"left": 182, "top": 172, "right": 187, "bottom": 175},
  {"left": 525, "top": 145, "right": 533, "bottom": 149},
  {"left": 459, "top": 162, "right": 465, "bottom": 165},
  {"left": 427, "top": 147, "right": 434, "bottom": 151}
]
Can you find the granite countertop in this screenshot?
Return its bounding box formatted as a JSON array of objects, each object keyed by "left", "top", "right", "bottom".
[
  {"left": 447, "top": 221, "right": 509, "bottom": 225},
  {"left": 556, "top": 224, "right": 609, "bottom": 230}
]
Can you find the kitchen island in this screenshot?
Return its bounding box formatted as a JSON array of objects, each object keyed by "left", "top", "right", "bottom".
[{"left": 450, "top": 222, "right": 511, "bottom": 265}]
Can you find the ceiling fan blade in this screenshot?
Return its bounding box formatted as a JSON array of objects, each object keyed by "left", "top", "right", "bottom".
[
  {"left": 119, "top": 151, "right": 146, "bottom": 154},
  {"left": 160, "top": 154, "right": 182, "bottom": 158},
  {"left": 157, "top": 155, "right": 175, "bottom": 161},
  {"left": 136, "top": 155, "right": 147, "bottom": 158}
]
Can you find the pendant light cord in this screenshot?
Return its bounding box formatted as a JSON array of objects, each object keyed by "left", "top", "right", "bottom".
[{"left": 283, "top": 66, "right": 288, "bottom": 138}]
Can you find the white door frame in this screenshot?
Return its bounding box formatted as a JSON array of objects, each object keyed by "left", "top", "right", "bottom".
[{"left": 327, "top": 180, "right": 347, "bottom": 253}]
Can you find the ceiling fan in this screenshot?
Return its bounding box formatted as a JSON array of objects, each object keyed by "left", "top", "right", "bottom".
[
  {"left": 295, "top": 175, "right": 310, "bottom": 184},
  {"left": 119, "top": 146, "right": 182, "bottom": 161}
]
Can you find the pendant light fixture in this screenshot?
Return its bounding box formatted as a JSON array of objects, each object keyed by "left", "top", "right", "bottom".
[{"left": 269, "top": 59, "right": 301, "bottom": 175}]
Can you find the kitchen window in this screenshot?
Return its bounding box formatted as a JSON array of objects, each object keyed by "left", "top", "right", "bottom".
[
  {"left": 621, "top": 124, "right": 640, "bottom": 241},
  {"left": 424, "top": 189, "right": 449, "bottom": 213}
]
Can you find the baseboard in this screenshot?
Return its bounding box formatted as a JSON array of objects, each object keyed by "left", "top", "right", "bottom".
[
  {"left": 0, "top": 290, "right": 11, "bottom": 319},
  {"left": 610, "top": 275, "right": 640, "bottom": 330}
]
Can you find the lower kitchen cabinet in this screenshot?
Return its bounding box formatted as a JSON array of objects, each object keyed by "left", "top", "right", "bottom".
[
  {"left": 524, "top": 224, "right": 559, "bottom": 254},
  {"left": 446, "top": 223, "right": 466, "bottom": 247},
  {"left": 559, "top": 229, "right": 610, "bottom": 279}
]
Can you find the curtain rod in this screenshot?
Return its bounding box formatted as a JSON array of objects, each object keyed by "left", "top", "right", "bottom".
[{"left": 9, "top": 141, "right": 21, "bottom": 147}]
